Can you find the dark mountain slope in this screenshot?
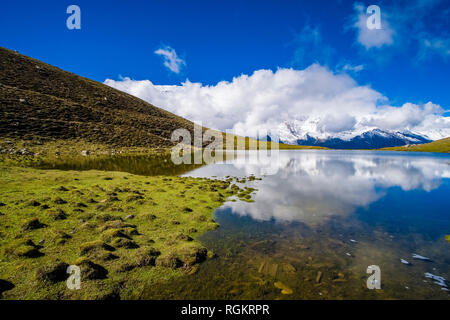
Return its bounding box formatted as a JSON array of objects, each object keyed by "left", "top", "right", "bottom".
[{"left": 0, "top": 47, "right": 195, "bottom": 148}]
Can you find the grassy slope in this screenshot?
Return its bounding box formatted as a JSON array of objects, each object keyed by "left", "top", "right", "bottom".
[
  {"left": 380, "top": 137, "right": 450, "bottom": 153},
  {"left": 0, "top": 165, "right": 258, "bottom": 299}
]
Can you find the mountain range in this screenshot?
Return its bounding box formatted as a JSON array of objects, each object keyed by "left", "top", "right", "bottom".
[{"left": 276, "top": 120, "right": 434, "bottom": 149}]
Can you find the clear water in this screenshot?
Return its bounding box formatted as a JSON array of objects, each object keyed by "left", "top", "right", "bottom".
[{"left": 144, "top": 150, "right": 450, "bottom": 299}]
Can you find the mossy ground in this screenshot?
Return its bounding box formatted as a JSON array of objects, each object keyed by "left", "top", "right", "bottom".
[{"left": 0, "top": 164, "right": 250, "bottom": 299}]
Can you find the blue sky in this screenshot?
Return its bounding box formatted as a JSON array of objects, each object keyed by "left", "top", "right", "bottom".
[
  {"left": 1, "top": 0, "right": 449, "bottom": 139},
  {"left": 1, "top": 0, "right": 449, "bottom": 106}
]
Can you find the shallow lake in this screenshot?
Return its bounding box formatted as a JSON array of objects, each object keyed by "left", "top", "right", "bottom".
[
  {"left": 145, "top": 150, "right": 450, "bottom": 299},
  {"left": 36, "top": 149, "right": 450, "bottom": 299}
]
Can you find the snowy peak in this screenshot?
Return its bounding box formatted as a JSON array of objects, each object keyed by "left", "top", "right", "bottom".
[{"left": 276, "top": 120, "right": 433, "bottom": 149}]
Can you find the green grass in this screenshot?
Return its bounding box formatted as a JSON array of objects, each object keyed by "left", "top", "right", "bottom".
[
  {"left": 0, "top": 165, "right": 254, "bottom": 299},
  {"left": 380, "top": 137, "right": 450, "bottom": 153}
]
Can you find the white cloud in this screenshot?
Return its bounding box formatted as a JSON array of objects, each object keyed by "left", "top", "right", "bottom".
[
  {"left": 154, "top": 46, "right": 185, "bottom": 74},
  {"left": 341, "top": 64, "right": 364, "bottom": 73},
  {"left": 104, "top": 64, "right": 450, "bottom": 141},
  {"left": 353, "top": 3, "right": 395, "bottom": 49},
  {"left": 186, "top": 151, "right": 450, "bottom": 225},
  {"left": 418, "top": 36, "right": 450, "bottom": 61}
]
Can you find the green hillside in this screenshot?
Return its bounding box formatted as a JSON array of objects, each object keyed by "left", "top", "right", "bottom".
[{"left": 381, "top": 137, "right": 450, "bottom": 153}]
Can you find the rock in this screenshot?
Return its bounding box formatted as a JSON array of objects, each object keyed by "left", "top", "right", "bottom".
[
  {"left": 281, "top": 263, "right": 297, "bottom": 274},
  {"left": 412, "top": 254, "right": 432, "bottom": 261},
  {"left": 316, "top": 271, "right": 323, "bottom": 283},
  {"left": 81, "top": 150, "right": 90, "bottom": 156},
  {"left": 400, "top": 259, "right": 411, "bottom": 265},
  {"left": 274, "top": 281, "right": 293, "bottom": 295},
  {"left": 258, "top": 261, "right": 279, "bottom": 277},
  {"left": 424, "top": 272, "right": 448, "bottom": 288},
  {"left": 22, "top": 218, "right": 45, "bottom": 231},
  {"left": 36, "top": 262, "right": 69, "bottom": 283}
]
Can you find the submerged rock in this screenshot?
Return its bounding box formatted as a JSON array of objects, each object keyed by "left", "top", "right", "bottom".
[
  {"left": 424, "top": 272, "right": 448, "bottom": 289},
  {"left": 274, "top": 281, "right": 293, "bottom": 295},
  {"left": 412, "top": 254, "right": 432, "bottom": 261},
  {"left": 400, "top": 259, "right": 411, "bottom": 265},
  {"left": 316, "top": 271, "right": 323, "bottom": 283},
  {"left": 258, "top": 261, "right": 279, "bottom": 277}
]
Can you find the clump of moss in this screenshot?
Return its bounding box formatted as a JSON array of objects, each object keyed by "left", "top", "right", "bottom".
[
  {"left": 80, "top": 240, "right": 115, "bottom": 256},
  {"left": 22, "top": 218, "right": 45, "bottom": 231}
]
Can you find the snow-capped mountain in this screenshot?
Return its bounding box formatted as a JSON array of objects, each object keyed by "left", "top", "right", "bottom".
[{"left": 275, "top": 119, "right": 433, "bottom": 149}]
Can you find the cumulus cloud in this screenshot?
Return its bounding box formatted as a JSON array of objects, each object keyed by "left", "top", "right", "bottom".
[
  {"left": 352, "top": 3, "right": 395, "bottom": 49},
  {"left": 341, "top": 64, "right": 364, "bottom": 73},
  {"left": 154, "top": 46, "right": 185, "bottom": 74},
  {"left": 104, "top": 64, "right": 450, "bottom": 141}
]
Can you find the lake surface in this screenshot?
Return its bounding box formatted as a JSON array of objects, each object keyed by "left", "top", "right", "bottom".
[
  {"left": 146, "top": 150, "right": 450, "bottom": 299},
  {"left": 36, "top": 149, "right": 450, "bottom": 299}
]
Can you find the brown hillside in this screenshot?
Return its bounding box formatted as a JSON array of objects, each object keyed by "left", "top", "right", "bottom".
[{"left": 0, "top": 47, "right": 195, "bottom": 148}]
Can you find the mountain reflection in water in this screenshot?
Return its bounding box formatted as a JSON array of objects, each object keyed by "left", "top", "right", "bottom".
[{"left": 185, "top": 150, "right": 450, "bottom": 226}]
